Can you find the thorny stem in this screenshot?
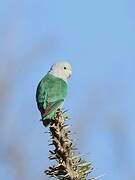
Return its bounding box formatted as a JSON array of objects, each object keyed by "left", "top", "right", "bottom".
[{"left": 43, "top": 109, "right": 95, "bottom": 180}]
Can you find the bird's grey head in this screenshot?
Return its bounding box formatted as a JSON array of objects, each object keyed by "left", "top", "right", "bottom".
[{"left": 49, "top": 61, "right": 72, "bottom": 82}]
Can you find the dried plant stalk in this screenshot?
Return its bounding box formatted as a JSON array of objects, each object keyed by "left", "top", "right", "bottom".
[{"left": 43, "top": 109, "right": 94, "bottom": 180}]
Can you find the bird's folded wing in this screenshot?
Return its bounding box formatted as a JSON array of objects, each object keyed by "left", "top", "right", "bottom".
[{"left": 44, "top": 99, "right": 64, "bottom": 117}]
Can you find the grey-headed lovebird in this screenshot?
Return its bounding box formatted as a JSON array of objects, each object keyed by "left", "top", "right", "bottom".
[{"left": 36, "top": 62, "right": 72, "bottom": 126}]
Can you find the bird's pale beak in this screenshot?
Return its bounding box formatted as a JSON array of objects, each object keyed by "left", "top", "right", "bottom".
[{"left": 68, "top": 71, "right": 72, "bottom": 79}]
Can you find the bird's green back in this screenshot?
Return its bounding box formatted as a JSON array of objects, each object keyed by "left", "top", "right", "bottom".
[{"left": 36, "top": 73, "right": 68, "bottom": 105}]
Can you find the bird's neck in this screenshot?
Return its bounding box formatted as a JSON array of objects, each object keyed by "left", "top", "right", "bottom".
[{"left": 48, "top": 71, "right": 68, "bottom": 83}]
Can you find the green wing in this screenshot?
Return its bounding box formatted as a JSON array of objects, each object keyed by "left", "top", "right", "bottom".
[
  {"left": 43, "top": 99, "right": 64, "bottom": 117},
  {"left": 36, "top": 78, "right": 48, "bottom": 111},
  {"left": 36, "top": 74, "right": 67, "bottom": 118}
]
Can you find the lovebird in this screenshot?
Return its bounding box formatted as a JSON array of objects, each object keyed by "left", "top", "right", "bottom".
[{"left": 36, "top": 61, "right": 72, "bottom": 126}]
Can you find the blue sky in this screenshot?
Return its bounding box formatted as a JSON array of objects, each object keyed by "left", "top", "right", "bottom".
[{"left": 0, "top": 0, "right": 135, "bottom": 180}]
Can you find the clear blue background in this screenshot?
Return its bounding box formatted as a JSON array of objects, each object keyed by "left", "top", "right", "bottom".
[{"left": 0, "top": 0, "right": 135, "bottom": 180}]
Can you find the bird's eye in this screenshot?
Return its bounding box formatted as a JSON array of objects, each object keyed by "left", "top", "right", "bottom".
[{"left": 64, "top": 67, "right": 67, "bottom": 70}]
